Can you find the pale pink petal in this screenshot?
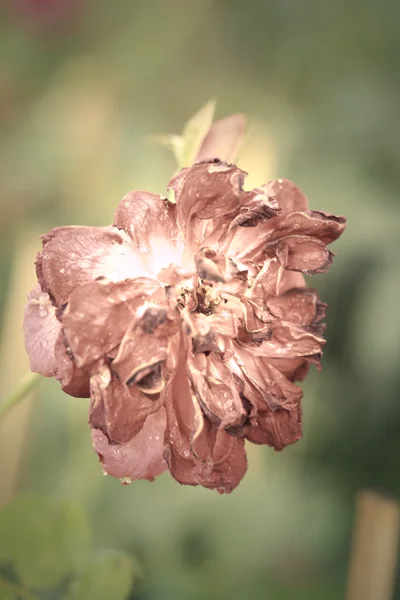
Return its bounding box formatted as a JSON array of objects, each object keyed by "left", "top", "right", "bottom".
[
  {"left": 23, "top": 284, "right": 61, "bottom": 377},
  {"left": 38, "top": 226, "right": 147, "bottom": 305},
  {"left": 195, "top": 114, "right": 247, "bottom": 163},
  {"left": 92, "top": 407, "right": 167, "bottom": 481},
  {"left": 114, "top": 191, "right": 181, "bottom": 275}
]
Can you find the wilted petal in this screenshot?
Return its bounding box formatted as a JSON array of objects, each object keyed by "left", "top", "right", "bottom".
[
  {"left": 229, "top": 186, "right": 280, "bottom": 229},
  {"left": 61, "top": 278, "right": 160, "bottom": 368},
  {"left": 195, "top": 114, "right": 247, "bottom": 163},
  {"left": 163, "top": 336, "right": 216, "bottom": 485},
  {"left": 244, "top": 402, "right": 302, "bottom": 450},
  {"left": 271, "top": 235, "right": 333, "bottom": 274},
  {"left": 90, "top": 367, "right": 163, "bottom": 444},
  {"left": 38, "top": 226, "right": 147, "bottom": 305},
  {"left": 23, "top": 284, "right": 61, "bottom": 377},
  {"left": 251, "top": 322, "right": 325, "bottom": 360},
  {"left": 92, "top": 407, "right": 167, "bottom": 481},
  {"left": 265, "top": 210, "right": 346, "bottom": 245},
  {"left": 263, "top": 179, "right": 308, "bottom": 215},
  {"left": 114, "top": 191, "right": 180, "bottom": 274},
  {"left": 54, "top": 331, "right": 90, "bottom": 397},
  {"left": 112, "top": 325, "right": 169, "bottom": 395},
  {"left": 200, "top": 431, "right": 248, "bottom": 494},
  {"left": 187, "top": 354, "right": 244, "bottom": 428},
  {"left": 168, "top": 161, "right": 245, "bottom": 253},
  {"left": 267, "top": 288, "right": 326, "bottom": 325}
]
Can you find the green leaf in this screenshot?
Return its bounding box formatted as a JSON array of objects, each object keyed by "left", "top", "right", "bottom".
[
  {"left": 65, "top": 550, "right": 138, "bottom": 600},
  {"left": 177, "top": 100, "right": 216, "bottom": 167},
  {"left": 0, "top": 494, "right": 92, "bottom": 591}
]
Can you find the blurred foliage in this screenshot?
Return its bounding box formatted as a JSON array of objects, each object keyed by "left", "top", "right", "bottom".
[
  {"left": 0, "top": 494, "right": 137, "bottom": 599},
  {"left": 0, "top": 0, "right": 400, "bottom": 599}
]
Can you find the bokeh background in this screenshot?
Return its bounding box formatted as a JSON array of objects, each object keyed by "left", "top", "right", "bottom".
[{"left": 1, "top": 1, "right": 400, "bottom": 599}]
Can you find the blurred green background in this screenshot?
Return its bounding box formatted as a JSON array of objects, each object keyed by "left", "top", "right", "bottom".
[{"left": 1, "top": 1, "right": 400, "bottom": 599}]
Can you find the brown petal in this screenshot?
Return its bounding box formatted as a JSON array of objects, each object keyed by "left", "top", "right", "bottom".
[
  {"left": 263, "top": 179, "right": 308, "bottom": 215},
  {"left": 38, "top": 226, "right": 147, "bottom": 305},
  {"left": 92, "top": 407, "right": 167, "bottom": 481},
  {"left": 234, "top": 346, "right": 303, "bottom": 411},
  {"left": 195, "top": 114, "right": 247, "bottom": 163},
  {"left": 271, "top": 235, "right": 333, "bottom": 274},
  {"left": 244, "top": 402, "right": 302, "bottom": 450},
  {"left": 229, "top": 187, "right": 280, "bottom": 229},
  {"left": 61, "top": 278, "right": 160, "bottom": 368},
  {"left": 114, "top": 191, "right": 180, "bottom": 273},
  {"left": 54, "top": 331, "right": 90, "bottom": 397},
  {"left": 187, "top": 354, "right": 245, "bottom": 428},
  {"left": 267, "top": 288, "right": 326, "bottom": 325},
  {"left": 265, "top": 210, "right": 346, "bottom": 245},
  {"left": 252, "top": 322, "right": 325, "bottom": 360},
  {"left": 111, "top": 325, "right": 169, "bottom": 395},
  {"left": 90, "top": 367, "right": 163, "bottom": 444},
  {"left": 163, "top": 336, "right": 216, "bottom": 484},
  {"left": 23, "top": 284, "right": 61, "bottom": 377},
  {"left": 199, "top": 431, "right": 248, "bottom": 494},
  {"left": 168, "top": 161, "right": 245, "bottom": 253}
]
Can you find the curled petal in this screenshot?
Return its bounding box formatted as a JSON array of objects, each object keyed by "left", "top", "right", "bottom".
[
  {"left": 90, "top": 367, "right": 163, "bottom": 444},
  {"left": 195, "top": 114, "right": 247, "bottom": 163},
  {"left": 187, "top": 354, "right": 245, "bottom": 428},
  {"left": 168, "top": 160, "right": 245, "bottom": 253},
  {"left": 200, "top": 431, "right": 248, "bottom": 494},
  {"left": 267, "top": 288, "right": 326, "bottom": 325},
  {"left": 265, "top": 210, "right": 346, "bottom": 245},
  {"left": 263, "top": 179, "right": 308, "bottom": 215},
  {"left": 23, "top": 284, "right": 61, "bottom": 377},
  {"left": 112, "top": 325, "right": 169, "bottom": 395},
  {"left": 251, "top": 322, "right": 325, "bottom": 360},
  {"left": 38, "top": 226, "right": 147, "bottom": 305},
  {"left": 61, "top": 278, "right": 160, "bottom": 368},
  {"left": 244, "top": 402, "right": 302, "bottom": 450},
  {"left": 92, "top": 407, "right": 167, "bottom": 481},
  {"left": 229, "top": 187, "right": 280, "bottom": 229},
  {"left": 271, "top": 235, "right": 333, "bottom": 274},
  {"left": 54, "top": 332, "right": 90, "bottom": 397}
]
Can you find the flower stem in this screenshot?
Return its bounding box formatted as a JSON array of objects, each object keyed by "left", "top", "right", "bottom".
[{"left": 0, "top": 372, "right": 41, "bottom": 421}]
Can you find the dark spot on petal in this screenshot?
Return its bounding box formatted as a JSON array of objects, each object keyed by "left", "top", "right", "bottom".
[{"left": 140, "top": 307, "right": 168, "bottom": 334}]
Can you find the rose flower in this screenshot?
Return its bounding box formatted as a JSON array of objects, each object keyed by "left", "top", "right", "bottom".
[{"left": 24, "top": 121, "right": 345, "bottom": 493}]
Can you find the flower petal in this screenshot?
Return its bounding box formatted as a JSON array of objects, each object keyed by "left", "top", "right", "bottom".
[
  {"left": 199, "top": 431, "right": 248, "bottom": 494},
  {"left": 271, "top": 235, "right": 333, "bottom": 274},
  {"left": 61, "top": 278, "right": 160, "bottom": 368},
  {"left": 187, "top": 354, "right": 245, "bottom": 429},
  {"left": 23, "top": 284, "right": 61, "bottom": 377},
  {"left": 265, "top": 210, "right": 346, "bottom": 245},
  {"left": 38, "top": 226, "right": 147, "bottom": 305},
  {"left": 267, "top": 288, "right": 326, "bottom": 325},
  {"left": 263, "top": 179, "right": 308, "bottom": 215},
  {"left": 195, "top": 114, "right": 247, "bottom": 163},
  {"left": 111, "top": 325, "right": 169, "bottom": 395},
  {"left": 113, "top": 191, "right": 180, "bottom": 274},
  {"left": 90, "top": 367, "right": 163, "bottom": 444},
  {"left": 244, "top": 402, "right": 302, "bottom": 450},
  {"left": 168, "top": 161, "right": 245, "bottom": 254},
  {"left": 54, "top": 331, "right": 90, "bottom": 397},
  {"left": 92, "top": 407, "right": 167, "bottom": 481}
]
